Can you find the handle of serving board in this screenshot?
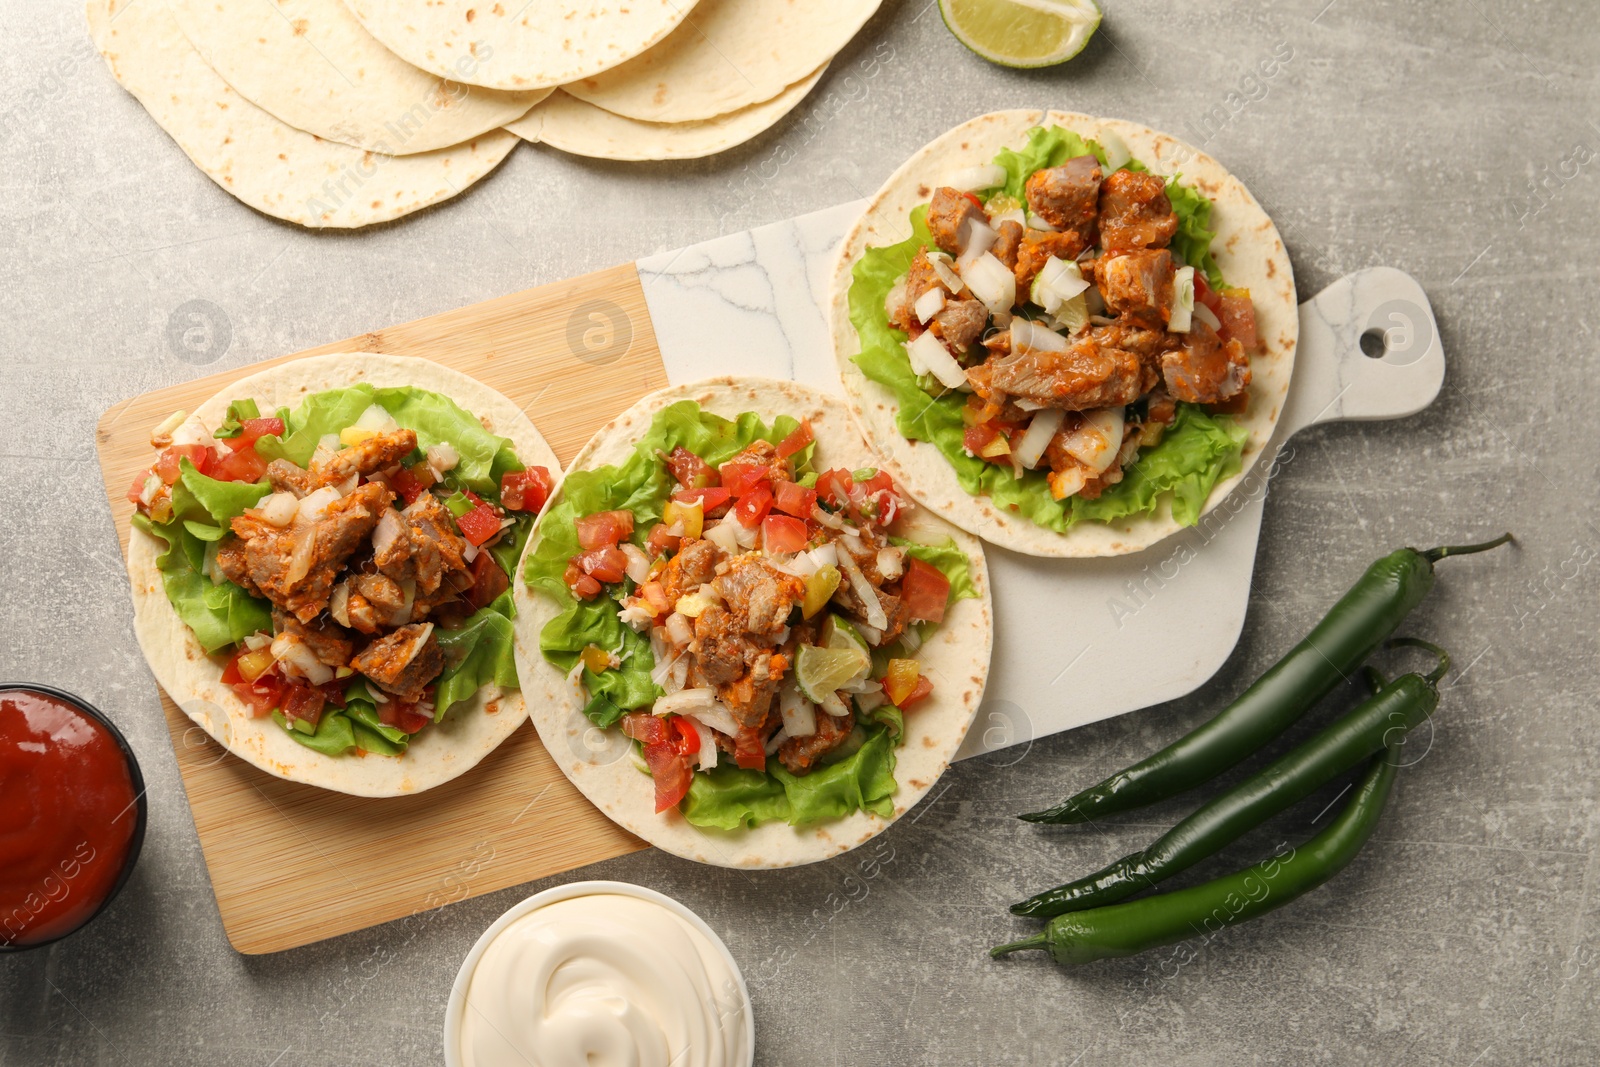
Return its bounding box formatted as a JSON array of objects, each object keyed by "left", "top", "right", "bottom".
[{"left": 1278, "top": 267, "right": 1446, "bottom": 438}]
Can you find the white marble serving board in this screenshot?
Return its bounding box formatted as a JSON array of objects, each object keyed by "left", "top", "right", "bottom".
[{"left": 636, "top": 203, "right": 1445, "bottom": 757}]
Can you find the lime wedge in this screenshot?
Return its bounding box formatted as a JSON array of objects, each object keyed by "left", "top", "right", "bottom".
[
  {"left": 822, "top": 614, "right": 869, "bottom": 655},
  {"left": 939, "top": 0, "right": 1101, "bottom": 69},
  {"left": 795, "top": 643, "right": 871, "bottom": 704}
]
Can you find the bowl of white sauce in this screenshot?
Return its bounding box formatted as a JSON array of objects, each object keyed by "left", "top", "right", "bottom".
[{"left": 445, "top": 880, "right": 754, "bottom": 1067}]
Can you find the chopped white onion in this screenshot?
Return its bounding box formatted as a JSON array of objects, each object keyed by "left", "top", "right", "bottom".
[
  {"left": 1194, "top": 301, "right": 1223, "bottom": 332},
  {"left": 905, "top": 332, "right": 969, "bottom": 391},
  {"left": 820, "top": 691, "right": 851, "bottom": 718},
  {"left": 394, "top": 579, "right": 416, "bottom": 626},
  {"left": 170, "top": 414, "right": 219, "bottom": 450},
  {"left": 686, "top": 703, "right": 741, "bottom": 739},
  {"left": 780, "top": 686, "right": 817, "bottom": 738},
  {"left": 257, "top": 492, "right": 298, "bottom": 527},
  {"left": 353, "top": 404, "right": 398, "bottom": 433},
  {"left": 620, "top": 543, "right": 651, "bottom": 584},
  {"left": 704, "top": 516, "right": 742, "bottom": 555},
  {"left": 914, "top": 287, "right": 946, "bottom": 324},
  {"left": 1011, "top": 318, "right": 1069, "bottom": 354},
  {"left": 853, "top": 622, "right": 884, "bottom": 648},
  {"left": 691, "top": 718, "right": 718, "bottom": 770},
  {"left": 670, "top": 656, "right": 690, "bottom": 691},
  {"left": 426, "top": 442, "right": 459, "bottom": 472},
  {"left": 810, "top": 505, "right": 843, "bottom": 530},
  {"left": 1169, "top": 265, "right": 1195, "bottom": 334},
  {"left": 1059, "top": 409, "right": 1126, "bottom": 474},
  {"left": 271, "top": 633, "right": 333, "bottom": 686},
  {"left": 927, "top": 251, "right": 965, "bottom": 294},
  {"left": 283, "top": 526, "right": 317, "bottom": 586},
  {"left": 334, "top": 473, "right": 359, "bottom": 497},
  {"left": 1031, "top": 257, "right": 1090, "bottom": 312},
  {"left": 946, "top": 163, "right": 1006, "bottom": 192},
  {"left": 150, "top": 409, "right": 186, "bottom": 448},
  {"left": 296, "top": 486, "right": 341, "bottom": 525},
  {"left": 957, "top": 217, "right": 999, "bottom": 268},
  {"left": 653, "top": 687, "right": 716, "bottom": 718},
  {"left": 329, "top": 582, "right": 351, "bottom": 627},
  {"left": 900, "top": 626, "right": 923, "bottom": 653},
  {"left": 836, "top": 549, "right": 888, "bottom": 631},
  {"left": 462, "top": 542, "right": 479, "bottom": 564},
  {"left": 1098, "top": 130, "right": 1132, "bottom": 172},
  {"left": 243, "top": 631, "right": 272, "bottom": 651},
  {"left": 372, "top": 508, "right": 405, "bottom": 560},
  {"left": 1025, "top": 211, "right": 1058, "bottom": 232},
  {"left": 732, "top": 519, "right": 759, "bottom": 550},
  {"left": 855, "top": 688, "right": 887, "bottom": 713},
  {"left": 1050, "top": 466, "right": 1089, "bottom": 500},
  {"left": 808, "top": 544, "right": 838, "bottom": 569},
  {"left": 876, "top": 546, "right": 904, "bottom": 581},
  {"left": 664, "top": 612, "right": 694, "bottom": 649},
  {"left": 1014, "top": 409, "right": 1066, "bottom": 470},
  {"left": 988, "top": 207, "right": 1025, "bottom": 228},
  {"left": 764, "top": 728, "right": 790, "bottom": 756},
  {"left": 650, "top": 648, "right": 683, "bottom": 689},
  {"left": 960, "top": 252, "right": 1016, "bottom": 314}
]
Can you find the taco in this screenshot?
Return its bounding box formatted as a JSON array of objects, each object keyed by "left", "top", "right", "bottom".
[
  {"left": 513, "top": 379, "right": 992, "bottom": 867},
  {"left": 830, "top": 110, "right": 1297, "bottom": 557},
  {"left": 125, "top": 354, "right": 559, "bottom": 797}
]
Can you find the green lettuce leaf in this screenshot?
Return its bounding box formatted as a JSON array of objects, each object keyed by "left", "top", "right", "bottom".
[
  {"left": 254, "top": 384, "right": 378, "bottom": 467},
  {"left": 847, "top": 130, "right": 1247, "bottom": 534},
  {"left": 172, "top": 459, "right": 270, "bottom": 533},
  {"left": 373, "top": 386, "right": 523, "bottom": 496},
  {"left": 272, "top": 708, "right": 356, "bottom": 757},
  {"left": 680, "top": 726, "right": 898, "bottom": 830},
  {"left": 132, "top": 513, "right": 271, "bottom": 653},
  {"left": 433, "top": 591, "right": 520, "bottom": 720},
  {"left": 1166, "top": 177, "right": 1225, "bottom": 290},
  {"left": 213, "top": 398, "right": 261, "bottom": 439},
  {"left": 893, "top": 536, "right": 979, "bottom": 608}
]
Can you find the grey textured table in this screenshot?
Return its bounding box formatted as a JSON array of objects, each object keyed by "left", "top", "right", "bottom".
[{"left": 4, "top": 1, "right": 1597, "bottom": 1064}]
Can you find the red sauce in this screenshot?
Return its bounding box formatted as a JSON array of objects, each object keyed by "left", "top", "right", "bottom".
[{"left": 0, "top": 689, "right": 140, "bottom": 947}]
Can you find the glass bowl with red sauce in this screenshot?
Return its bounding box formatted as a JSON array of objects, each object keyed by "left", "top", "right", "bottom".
[{"left": 0, "top": 684, "right": 147, "bottom": 951}]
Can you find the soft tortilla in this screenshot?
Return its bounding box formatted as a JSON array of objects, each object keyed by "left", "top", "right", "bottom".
[
  {"left": 561, "top": 0, "right": 878, "bottom": 123},
  {"left": 829, "top": 110, "right": 1298, "bottom": 558},
  {"left": 87, "top": 0, "right": 518, "bottom": 228},
  {"left": 126, "top": 354, "right": 562, "bottom": 797},
  {"left": 343, "top": 0, "right": 701, "bottom": 92},
  {"left": 506, "top": 65, "right": 824, "bottom": 162},
  {"left": 167, "top": 0, "right": 549, "bottom": 154},
  {"left": 511, "top": 378, "right": 993, "bottom": 868}
]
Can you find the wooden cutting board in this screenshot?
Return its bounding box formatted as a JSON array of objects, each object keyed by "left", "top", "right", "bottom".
[{"left": 95, "top": 263, "right": 670, "bottom": 954}]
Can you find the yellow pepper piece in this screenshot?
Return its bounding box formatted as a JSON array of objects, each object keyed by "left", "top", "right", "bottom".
[
  {"left": 884, "top": 659, "right": 921, "bottom": 706},
  {"left": 339, "top": 426, "right": 379, "bottom": 447},
  {"left": 580, "top": 644, "right": 612, "bottom": 674},
  {"left": 802, "top": 565, "right": 841, "bottom": 619},
  {"left": 663, "top": 499, "right": 704, "bottom": 539}
]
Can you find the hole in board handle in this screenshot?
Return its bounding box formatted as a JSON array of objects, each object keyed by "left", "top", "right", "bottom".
[{"left": 1359, "top": 328, "right": 1387, "bottom": 359}]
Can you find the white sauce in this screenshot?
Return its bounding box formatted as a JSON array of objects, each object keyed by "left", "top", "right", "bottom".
[{"left": 459, "top": 894, "right": 749, "bottom": 1067}]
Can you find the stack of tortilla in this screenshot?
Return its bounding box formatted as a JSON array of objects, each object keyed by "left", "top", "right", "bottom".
[{"left": 85, "top": 0, "right": 882, "bottom": 229}]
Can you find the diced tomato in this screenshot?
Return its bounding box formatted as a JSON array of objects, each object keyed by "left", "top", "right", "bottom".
[
  {"left": 1217, "top": 291, "right": 1258, "bottom": 351},
  {"left": 233, "top": 672, "right": 285, "bottom": 718},
  {"left": 564, "top": 560, "right": 603, "bottom": 600},
  {"left": 645, "top": 522, "right": 681, "bottom": 558},
  {"left": 224, "top": 417, "right": 285, "bottom": 452},
  {"left": 456, "top": 503, "right": 503, "bottom": 547},
  {"left": 643, "top": 741, "right": 693, "bottom": 813},
  {"left": 467, "top": 551, "right": 509, "bottom": 609},
  {"left": 664, "top": 446, "right": 720, "bottom": 490},
  {"left": 762, "top": 514, "right": 808, "bottom": 554},
  {"left": 900, "top": 557, "right": 951, "bottom": 623},
  {"left": 772, "top": 480, "right": 817, "bottom": 518},
  {"left": 281, "top": 685, "right": 326, "bottom": 729},
  {"left": 621, "top": 712, "right": 670, "bottom": 746},
  {"left": 964, "top": 421, "right": 1001, "bottom": 457},
  {"left": 574, "top": 546, "right": 628, "bottom": 584},
  {"left": 500, "top": 467, "right": 553, "bottom": 513},
  {"left": 733, "top": 484, "right": 774, "bottom": 529},
  {"left": 211, "top": 445, "right": 266, "bottom": 483},
  {"left": 672, "top": 486, "right": 731, "bottom": 513},
  {"left": 960, "top": 191, "right": 984, "bottom": 210},
  {"left": 898, "top": 675, "right": 934, "bottom": 710},
  {"left": 815, "top": 468, "right": 854, "bottom": 508},
  {"left": 391, "top": 467, "right": 427, "bottom": 506},
  {"left": 576, "top": 510, "right": 635, "bottom": 550},
  {"left": 732, "top": 729, "right": 767, "bottom": 771},
  {"left": 638, "top": 581, "right": 672, "bottom": 617},
  {"left": 719, "top": 461, "right": 769, "bottom": 498},
  {"left": 377, "top": 699, "right": 431, "bottom": 734},
  {"left": 155, "top": 444, "right": 211, "bottom": 484},
  {"left": 220, "top": 648, "right": 247, "bottom": 686},
  {"left": 775, "top": 422, "right": 814, "bottom": 459},
  {"left": 852, "top": 469, "right": 904, "bottom": 525},
  {"left": 126, "top": 471, "right": 151, "bottom": 504},
  {"left": 855, "top": 469, "right": 895, "bottom": 498},
  {"left": 669, "top": 716, "right": 701, "bottom": 756},
  {"left": 1193, "top": 271, "right": 1224, "bottom": 317}
]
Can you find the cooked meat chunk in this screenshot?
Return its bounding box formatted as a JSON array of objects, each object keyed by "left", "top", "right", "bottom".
[
  {"left": 972, "top": 330, "right": 1152, "bottom": 411},
  {"left": 311, "top": 428, "right": 417, "bottom": 488},
  {"left": 714, "top": 557, "right": 803, "bottom": 636},
  {"left": 266, "top": 460, "right": 314, "bottom": 498},
  {"left": 926, "top": 186, "right": 987, "bottom": 255},
  {"left": 344, "top": 573, "right": 411, "bottom": 634},
  {"left": 230, "top": 481, "right": 392, "bottom": 623},
  {"left": 351, "top": 623, "right": 443, "bottom": 703},
  {"left": 717, "top": 650, "right": 785, "bottom": 729},
  {"left": 992, "top": 219, "right": 1024, "bottom": 270},
  {"left": 273, "top": 608, "right": 354, "bottom": 668},
  {"left": 1014, "top": 229, "right": 1092, "bottom": 294},
  {"left": 1160, "top": 318, "right": 1251, "bottom": 404},
  {"left": 692, "top": 604, "right": 748, "bottom": 687},
  {"left": 660, "top": 537, "right": 720, "bottom": 604},
  {"left": 778, "top": 706, "right": 856, "bottom": 776},
  {"left": 1099, "top": 170, "right": 1178, "bottom": 251},
  {"left": 1025, "top": 155, "right": 1102, "bottom": 234},
  {"left": 212, "top": 537, "right": 259, "bottom": 595},
  {"left": 905, "top": 248, "right": 954, "bottom": 302},
  {"left": 931, "top": 298, "right": 988, "bottom": 351},
  {"left": 1090, "top": 321, "right": 1171, "bottom": 365},
  {"left": 372, "top": 493, "right": 468, "bottom": 597},
  {"left": 1097, "top": 249, "right": 1175, "bottom": 327},
  {"left": 1147, "top": 387, "right": 1178, "bottom": 425}
]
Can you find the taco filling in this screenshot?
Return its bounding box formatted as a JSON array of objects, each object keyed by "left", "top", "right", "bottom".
[
  {"left": 849, "top": 124, "right": 1259, "bottom": 532},
  {"left": 129, "top": 384, "right": 551, "bottom": 758},
  {"left": 524, "top": 401, "right": 977, "bottom": 830}
]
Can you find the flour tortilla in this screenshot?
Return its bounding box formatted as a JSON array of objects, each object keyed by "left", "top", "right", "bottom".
[
  {"left": 344, "top": 0, "right": 701, "bottom": 92},
  {"left": 830, "top": 110, "right": 1298, "bottom": 558},
  {"left": 511, "top": 378, "right": 993, "bottom": 868},
  {"left": 167, "top": 0, "right": 548, "bottom": 154},
  {"left": 561, "top": 0, "right": 878, "bottom": 123},
  {"left": 506, "top": 65, "right": 824, "bottom": 161},
  {"left": 126, "top": 355, "right": 561, "bottom": 797},
  {"left": 87, "top": 0, "right": 518, "bottom": 228}
]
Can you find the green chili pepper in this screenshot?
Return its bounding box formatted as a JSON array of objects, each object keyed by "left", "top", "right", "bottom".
[
  {"left": 1020, "top": 535, "right": 1509, "bottom": 825},
  {"left": 1012, "top": 639, "right": 1447, "bottom": 917},
  {"left": 993, "top": 744, "right": 1400, "bottom": 965}
]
